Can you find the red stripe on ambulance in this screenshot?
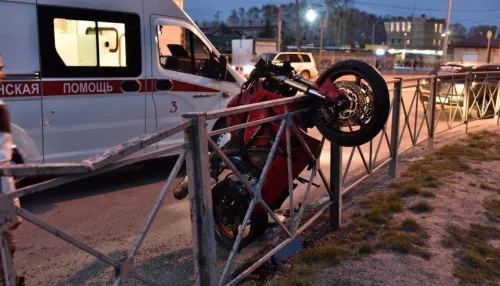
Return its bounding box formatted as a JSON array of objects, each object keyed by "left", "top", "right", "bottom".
[
  {"left": 1, "top": 79, "right": 219, "bottom": 97},
  {"left": 43, "top": 80, "right": 123, "bottom": 96},
  {"left": 0, "top": 82, "right": 41, "bottom": 97}
]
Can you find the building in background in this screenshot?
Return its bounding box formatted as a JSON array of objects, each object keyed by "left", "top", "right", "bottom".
[
  {"left": 384, "top": 15, "right": 445, "bottom": 59},
  {"left": 450, "top": 36, "right": 500, "bottom": 63}
]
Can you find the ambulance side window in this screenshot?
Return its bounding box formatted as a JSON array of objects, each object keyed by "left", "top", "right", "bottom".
[
  {"left": 156, "top": 25, "right": 214, "bottom": 78},
  {"left": 38, "top": 6, "right": 141, "bottom": 78}
]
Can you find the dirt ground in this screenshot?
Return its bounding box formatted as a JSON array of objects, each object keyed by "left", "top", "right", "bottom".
[{"left": 266, "top": 126, "right": 500, "bottom": 286}]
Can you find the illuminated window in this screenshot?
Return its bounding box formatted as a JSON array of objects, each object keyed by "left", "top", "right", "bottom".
[
  {"left": 433, "top": 39, "right": 436, "bottom": 45},
  {"left": 396, "top": 22, "right": 400, "bottom": 32},
  {"left": 434, "top": 23, "right": 438, "bottom": 33},
  {"left": 406, "top": 39, "right": 410, "bottom": 44},
  {"left": 402, "top": 22, "right": 406, "bottom": 32},
  {"left": 438, "top": 39, "right": 441, "bottom": 46},
  {"left": 439, "top": 23, "right": 443, "bottom": 33},
  {"left": 390, "top": 22, "right": 394, "bottom": 32},
  {"left": 54, "top": 18, "right": 126, "bottom": 67},
  {"left": 407, "top": 22, "right": 412, "bottom": 32}
]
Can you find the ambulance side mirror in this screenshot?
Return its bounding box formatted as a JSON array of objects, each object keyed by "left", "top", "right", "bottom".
[{"left": 217, "top": 55, "right": 227, "bottom": 81}]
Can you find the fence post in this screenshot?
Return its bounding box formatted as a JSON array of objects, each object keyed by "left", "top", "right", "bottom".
[
  {"left": 389, "top": 79, "right": 402, "bottom": 178},
  {"left": 184, "top": 114, "right": 217, "bottom": 286},
  {"left": 427, "top": 76, "right": 438, "bottom": 149},
  {"left": 463, "top": 73, "right": 470, "bottom": 133},
  {"left": 329, "top": 131, "right": 342, "bottom": 229},
  {"left": 0, "top": 101, "right": 16, "bottom": 286},
  {"left": 495, "top": 78, "right": 500, "bottom": 125}
]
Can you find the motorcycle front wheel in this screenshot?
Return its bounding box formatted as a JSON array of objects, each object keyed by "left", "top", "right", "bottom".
[{"left": 313, "top": 60, "right": 390, "bottom": 147}]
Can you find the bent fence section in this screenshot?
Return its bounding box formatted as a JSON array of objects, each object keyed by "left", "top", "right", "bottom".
[{"left": 0, "top": 71, "right": 499, "bottom": 285}]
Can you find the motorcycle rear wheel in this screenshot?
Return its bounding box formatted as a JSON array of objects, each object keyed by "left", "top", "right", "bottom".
[
  {"left": 212, "top": 176, "right": 268, "bottom": 250},
  {"left": 313, "top": 60, "right": 390, "bottom": 147}
]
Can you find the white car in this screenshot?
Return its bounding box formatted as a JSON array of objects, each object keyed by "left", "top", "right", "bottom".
[{"left": 236, "top": 52, "right": 319, "bottom": 80}]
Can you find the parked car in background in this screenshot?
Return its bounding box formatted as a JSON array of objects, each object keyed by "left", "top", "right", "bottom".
[
  {"left": 233, "top": 52, "right": 319, "bottom": 80},
  {"left": 421, "top": 62, "right": 500, "bottom": 119}
]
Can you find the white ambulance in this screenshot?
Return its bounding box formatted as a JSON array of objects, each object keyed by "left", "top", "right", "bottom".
[{"left": 0, "top": 0, "right": 245, "bottom": 163}]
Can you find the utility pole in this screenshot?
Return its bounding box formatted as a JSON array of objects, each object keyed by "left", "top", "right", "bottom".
[
  {"left": 278, "top": 5, "right": 283, "bottom": 52},
  {"left": 296, "top": 0, "right": 301, "bottom": 51},
  {"left": 372, "top": 23, "right": 375, "bottom": 45},
  {"left": 442, "top": 0, "right": 452, "bottom": 63},
  {"left": 487, "top": 30, "right": 492, "bottom": 63},
  {"left": 320, "top": 16, "right": 325, "bottom": 58}
]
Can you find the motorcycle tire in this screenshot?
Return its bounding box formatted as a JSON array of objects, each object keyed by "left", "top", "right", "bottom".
[
  {"left": 313, "top": 60, "right": 390, "bottom": 147},
  {"left": 212, "top": 177, "right": 268, "bottom": 251}
]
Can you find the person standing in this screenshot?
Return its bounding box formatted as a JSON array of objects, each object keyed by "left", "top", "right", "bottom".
[{"left": 0, "top": 54, "right": 25, "bottom": 286}]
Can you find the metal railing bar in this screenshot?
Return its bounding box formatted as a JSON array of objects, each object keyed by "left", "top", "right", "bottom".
[
  {"left": 290, "top": 123, "right": 316, "bottom": 163},
  {"left": 0, "top": 231, "right": 16, "bottom": 286},
  {"left": 8, "top": 144, "right": 187, "bottom": 199},
  {"left": 347, "top": 127, "right": 370, "bottom": 174},
  {"left": 285, "top": 113, "right": 295, "bottom": 235},
  {"left": 219, "top": 199, "right": 257, "bottom": 286},
  {"left": 207, "top": 138, "right": 255, "bottom": 196},
  {"left": 15, "top": 207, "right": 120, "bottom": 268},
  {"left": 369, "top": 140, "right": 373, "bottom": 172},
  {"left": 317, "top": 163, "right": 331, "bottom": 197},
  {"left": 372, "top": 128, "right": 390, "bottom": 166},
  {"left": 184, "top": 95, "right": 308, "bottom": 121},
  {"left": 259, "top": 200, "right": 292, "bottom": 238},
  {"left": 0, "top": 163, "right": 90, "bottom": 177},
  {"left": 295, "top": 165, "right": 317, "bottom": 229},
  {"left": 207, "top": 109, "right": 310, "bottom": 137},
  {"left": 112, "top": 276, "right": 121, "bottom": 286},
  {"left": 254, "top": 120, "right": 286, "bottom": 199},
  {"left": 128, "top": 151, "right": 186, "bottom": 259},
  {"left": 398, "top": 92, "right": 416, "bottom": 149},
  {"left": 225, "top": 237, "right": 294, "bottom": 286},
  {"left": 342, "top": 147, "right": 356, "bottom": 185},
  {"left": 296, "top": 199, "right": 333, "bottom": 234},
  {"left": 81, "top": 119, "right": 192, "bottom": 171},
  {"left": 342, "top": 157, "right": 392, "bottom": 195}
]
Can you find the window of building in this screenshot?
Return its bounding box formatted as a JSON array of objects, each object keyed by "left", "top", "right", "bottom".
[
  {"left": 434, "top": 23, "right": 438, "bottom": 33},
  {"left": 390, "top": 22, "right": 394, "bottom": 32},
  {"left": 439, "top": 23, "right": 443, "bottom": 33},
  {"left": 398, "top": 38, "right": 402, "bottom": 43},
  {"left": 407, "top": 22, "right": 412, "bottom": 32},
  {"left": 396, "top": 22, "right": 400, "bottom": 32},
  {"left": 438, "top": 39, "right": 441, "bottom": 46},
  {"left": 402, "top": 22, "right": 406, "bottom": 32},
  {"left": 38, "top": 5, "right": 141, "bottom": 78},
  {"left": 391, "top": 38, "right": 395, "bottom": 44},
  {"left": 433, "top": 39, "right": 436, "bottom": 45},
  {"left": 406, "top": 39, "right": 410, "bottom": 45}
]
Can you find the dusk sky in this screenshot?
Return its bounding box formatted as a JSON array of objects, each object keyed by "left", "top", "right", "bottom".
[{"left": 184, "top": 0, "right": 500, "bottom": 27}]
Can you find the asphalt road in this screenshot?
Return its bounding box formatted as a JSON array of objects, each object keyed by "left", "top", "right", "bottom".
[{"left": 12, "top": 76, "right": 469, "bottom": 285}]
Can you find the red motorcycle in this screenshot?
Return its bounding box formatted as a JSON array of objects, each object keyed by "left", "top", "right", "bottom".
[{"left": 175, "top": 59, "right": 390, "bottom": 250}]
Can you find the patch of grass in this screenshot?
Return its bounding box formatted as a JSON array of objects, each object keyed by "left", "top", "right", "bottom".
[
  {"left": 409, "top": 201, "right": 433, "bottom": 213},
  {"left": 480, "top": 183, "right": 495, "bottom": 191},
  {"left": 421, "top": 190, "right": 436, "bottom": 198},
  {"left": 380, "top": 231, "right": 413, "bottom": 254},
  {"left": 396, "top": 184, "right": 421, "bottom": 197},
  {"left": 484, "top": 199, "right": 500, "bottom": 222},
  {"left": 443, "top": 223, "right": 500, "bottom": 284},
  {"left": 294, "top": 264, "right": 314, "bottom": 276},
  {"left": 401, "top": 217, "right": 421, "bottom": 232},
  {"left": 358, "top": 244, "right": 374, "bottom": 256},
  {"left": 423, "top": 181, "right": 439, "bottom": 188},
  {"left": 294, "top": 246, "right": 348, "bottom": 265},
  {"left": 364, "top": 209, "right": 387, "bottom": 224},
  {"left": 469, "top": 182, "right": 477, "bottom": 187}
]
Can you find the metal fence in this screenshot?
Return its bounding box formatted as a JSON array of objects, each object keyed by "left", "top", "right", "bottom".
[{"left": 0, "top": 70, "right": 499, "bottom": 286}]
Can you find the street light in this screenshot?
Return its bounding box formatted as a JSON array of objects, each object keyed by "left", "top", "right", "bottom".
[{"left": 306, "top": 9, "right": 317, "bottom": 22}]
